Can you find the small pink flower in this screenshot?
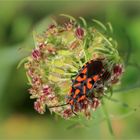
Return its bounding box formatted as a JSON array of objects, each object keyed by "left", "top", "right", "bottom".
[
  {"left": 28, "top": 87, "right": 36, "bottom": 95},
  {"left": 47, "top": 24, "right": 57, "bottom": 35},
  {"left": 81, "top": 100, "right": 88, "bottom": 111},
  {"left": 32, "top": 76, "right": 41, "bottom": 86},
  {"left": 48, "top": 24, "right": 56, "bottom": 29},
  {"left": 39, "top": 95, "right": 47, "bottom": 102},
  {"left": 63, "top": 108, "right": 73, "bottom": 119},
  {"left": 32, "top": 49, "right": 41, "bottom": 60},
  {"left": 64, "top": 21, "right": 74, "bottom": 31},
  {"left": 34, "top": 100, "right": 45, "bottom": 114},
  {"left": 111, "top": 64, "right": 123, "bottom": 84},
  {"left": 92, "top": 98, "right": 100, "bottom": 109},
  {"left": 47, "top": 47, "right": 56, "bottom": 54},
  {"left": 42, "top": 85, "right": 51, "bottom": 96},
  {"left": 27, "top": 68, "right": 35, "bottom": 78},
  {"left": 28, "top": 86, "right": 40, "bottom": 99},
  {"left": 47, "top": 94, "right": 55, "bottom": 101},
  {"left": 75, "top": 27, "right": 84, "bottom": 39},
  {"left": 39, "top": 43, "right": 46, "bottom": 50},
  {"left": 113, "top": 64, "right": 123, "bottom": 76},
  {"left": 111, "top": 78, "right": 119, "bottom": 84}
]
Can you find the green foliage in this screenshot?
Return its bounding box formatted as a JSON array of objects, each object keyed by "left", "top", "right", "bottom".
[{"left": 0, "top": 1, "right": 140, "bottom": 139}]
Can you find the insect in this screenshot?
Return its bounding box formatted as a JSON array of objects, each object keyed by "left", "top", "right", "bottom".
[
  {"left": 49, "top": 59, "right": 111, "bottom": 115},
  {"left": 66, "top": 59, "right": 104, "bottom": 114}
]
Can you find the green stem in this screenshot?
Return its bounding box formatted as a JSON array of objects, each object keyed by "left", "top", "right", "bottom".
[{"left": 102, "top": 100, "right": 115, "bottom": 137}]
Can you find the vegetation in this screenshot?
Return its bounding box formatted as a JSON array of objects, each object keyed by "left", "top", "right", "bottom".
[{"left": 0, "top": 1, "right": 140, "bottom": 139}]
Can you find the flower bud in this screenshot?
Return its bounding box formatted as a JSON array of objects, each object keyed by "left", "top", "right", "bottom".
[
  {"left": 75, "top": 27, "right": 84, "bottom": 39},
  {"left": 32, "top": 49, "right": 41, "bottom": 60}
]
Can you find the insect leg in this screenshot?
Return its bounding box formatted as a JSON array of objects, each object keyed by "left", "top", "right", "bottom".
[
  {"left": 48, "top": 103, "right": 69, "bottom": 108},
  {"left": 71, "top": 105, "right": 78, "bottom": 116}
]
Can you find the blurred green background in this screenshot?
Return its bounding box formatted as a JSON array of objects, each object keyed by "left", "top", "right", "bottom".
[{"left": 0, "top": 0, "right": 140, "bottom": 139}]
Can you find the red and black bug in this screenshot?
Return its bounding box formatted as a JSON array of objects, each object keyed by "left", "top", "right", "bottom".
[
  {"left": 49, "top": 59, "right": 111, "bottom": 115},
  {"left": 66, "top": 60, "right": 105, "bottom": 113}
]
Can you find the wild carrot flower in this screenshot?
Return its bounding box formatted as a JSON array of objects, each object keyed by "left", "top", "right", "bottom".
[{"left": 21, "top": 15, "right": 124, "bottom": 119}]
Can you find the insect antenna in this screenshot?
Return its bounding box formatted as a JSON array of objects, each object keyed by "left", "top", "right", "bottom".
[
  {"left": 48, "top": 103, "right": 69, "bottom": 108},
  {"left": 72, "top": 110, "right": 78, "bottom": 116},
  {"left": 48, "top": 103, "right": 78, "bottom": 116}
]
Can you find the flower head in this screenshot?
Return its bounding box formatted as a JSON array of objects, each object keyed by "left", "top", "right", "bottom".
[{"left": 22, "top": 15, "right": 124, "bottom": 119}]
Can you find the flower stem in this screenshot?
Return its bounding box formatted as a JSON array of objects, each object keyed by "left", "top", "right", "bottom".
[{"left": 102, "top": 99, "right": 115, "bottom": 137}]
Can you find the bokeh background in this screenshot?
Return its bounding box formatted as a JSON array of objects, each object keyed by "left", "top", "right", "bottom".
[{"left": 0, "top": 0, "right": 140, "bottom": 139}]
